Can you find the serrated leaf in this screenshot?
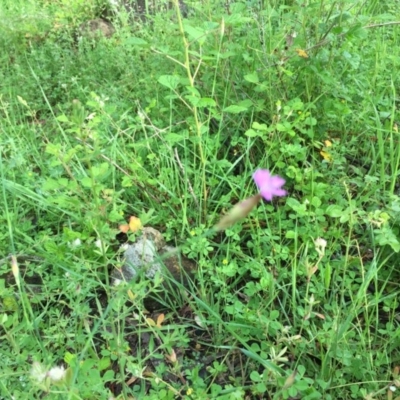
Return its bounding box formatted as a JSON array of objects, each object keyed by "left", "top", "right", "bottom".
[
  {"left": 81, "top": 177, "right": 92, "bottom": 188},
  {"left": 244, "top": 72, "right": 259, "bottom": 83},
  {"left": 57, "top": 114, "right": 69, "bottom": 122},
  {"left": 121, "top": 175, "right": 133, "bottom": 188},
  {"left": 42, "top": 178, "right": 61, "bottom": 190},
  {"left": 184, "top": 24, "right": 206, "bottom": 44},
  {"left": 286, "top": 198, "right": 307, "bottom": 215},
  {"left": 197, "top": 97, "right": 216, "bottom": 107},
  {"left": 223, "top": 105, "right": 248, "bottom": 113},
  {"left": 164, "top": 133, "right": 185, "bottom": 143},
  {"left": 252, "top": 122, "right": 268, "bottom": 131},
  {"left": 245, "top": 129, "right": 261, "bottom": 137},
  {"left": 375, "top": 228, "right": 400, "bottom": 252},
  {"left": 90, "top": 163, "right": 109, "bottom": 179},
  {"left": 45, "top": 143, "right": 61, "bottom": 155},
  {"left": 123, "top": 36, "right": 148, "bottom": 46},
  {"left": 158, "top": 75, "right": 181, "bottom": 90},
  {"left": 325, "top": 205, "right": 343, "bottom": 217}
]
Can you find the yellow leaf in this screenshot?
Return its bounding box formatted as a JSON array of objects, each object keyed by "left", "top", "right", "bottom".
[
  {"left": 324, "top": 140, "right": 332, "bottom": 147},
  {"left": 167, "top": 349, "right": 177, "bottom": 363},
  {"left": 156, "top": 313, "right": 165, "bottom": 328},
  {"left": 307, "top": 265, "right": 318, "bottom": 280},
  {"left": 146, "top": 318, "right": 156, "bottom": 327},
  {"left": 296, "top": 48, "right": 308, "bottom": 58},
  {"left": 11, "top": 255, "right": 20, "bottom": 286},
  {"left": 283, "top": 370, "right": 297, "bottom": 389},
  {"left": 127, "top": 289, "right": 136, "bottom": 300},
  {"left": 128, "top": 216, "right": 142, "bottom": 232},
  {"left": 320, "top": 150, "right": 332, "bottom": 162}
]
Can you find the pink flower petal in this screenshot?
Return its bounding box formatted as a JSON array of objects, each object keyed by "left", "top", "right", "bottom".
[{"left": 252, "top": 169, "right": 287, "bottom": 201}]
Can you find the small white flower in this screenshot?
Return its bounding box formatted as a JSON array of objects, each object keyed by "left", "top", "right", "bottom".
[
  {"left": 70, "top": 238, "right": 82, "bottom": 249},
  {"left": 95, "top": 239, "right": 103, "bottom": 249},
  {"left": 315, "top": 237, "right": 327, "bottom": 248},
  {"left": 314, "top": 237, "right": 327, "bottom": 256},
  {"left": 30, "top": 362, "right": 47, "bottom": 383},
  {"left": 120, "top": 243, "right": 129, "bottom": 252},
  {"left": 47, "top": 366, "right": 66, "bottom": 382}
]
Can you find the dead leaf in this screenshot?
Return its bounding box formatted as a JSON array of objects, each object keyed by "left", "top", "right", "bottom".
[
  {"left": 167, "top": 349, "right": 177, "bottom": 363},
  {"left": 307, "top": 265, "right": 318, "bottom": 280},
  {"left": 119, "top": 224, "right": 129, "bottom": 233},
  {"left": 125, "top": 376, "right": 138, "bottom": 386},
  {"left": 156, "top": 313, "right": 165, "bottom": 328},
  {"left": 283, "top": 369, "right": 297, "bottom": 389},
  {"left": 314, "top": 312, "right": 325, "bottom": 320}
]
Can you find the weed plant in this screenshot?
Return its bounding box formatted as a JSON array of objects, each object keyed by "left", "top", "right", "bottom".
[{"left": 1, "top": 0, "right": 400, "bottom": 398}]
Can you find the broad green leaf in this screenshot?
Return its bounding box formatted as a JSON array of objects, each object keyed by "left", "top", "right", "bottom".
[
  {"left": 164, "top": 133, "right": 186, "bottom": 143},
  {"left": 223, "top": 105, "right": 248, "bottom": 113},
  {"left": 123, "top": 37, "right": 148, "bottom": 46},
  {"left": 56, "top": 114, "right": 69, "bottom": 122},
  {"left": 325, "top": 205, "right": 343, "bottom": 218},
  {"left": 252, "top": 122, "right": 268, "bottom": 131},
  {"left": 245, "top": 129, "right": 260, "bottom": 137},
  {"left": 197, "top": 97, "right": 216, "bottom": 107},
  {"left": 244, "top": 72, "right": 259, "bottom": 83},
  {"left": 91, "top": 162, "right": 109, "bottom": 178},
  {"left": 184, "top": 24, "right": 207, "bottom": 44},
  {"left": 158, "top": 75, "right": 181, "bottom": 90}
]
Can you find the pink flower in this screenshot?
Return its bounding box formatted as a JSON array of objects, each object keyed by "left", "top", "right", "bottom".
[{"left": 252, "top": 169, "right": 286, "bottom": 201}]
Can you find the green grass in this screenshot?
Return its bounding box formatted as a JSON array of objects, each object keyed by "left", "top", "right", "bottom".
[{"left": 1, "top": 0, "right": 400, "bottom": 398}]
